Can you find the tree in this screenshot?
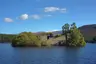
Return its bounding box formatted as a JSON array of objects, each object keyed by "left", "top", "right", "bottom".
[
  {"left": 69, "top": 23, "right": 86, "bottom": 46},
  {"left": 70, "top": 22, "right": 77, "bottom": 29},
  {"left": 12, "top": 32, "right": 41, "bottom": 47},
  {"left": 0, "top": 34, "right": 16, "bottom": 43},
  {"left": 62, "top": 23, "right": 70, "bottom": 44},
  {"left": 62, "top": 22, "right": 86, "bottom": 47}
]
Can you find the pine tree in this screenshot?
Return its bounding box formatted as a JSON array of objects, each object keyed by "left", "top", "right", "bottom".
[
  {"left": 69, "top": 23, "right": 86, "bottom": 46},
  {"left": 62, "top": 23, "right": 70, "bottom": 44},
  {"left": 62, "top": 22, "right": 86, "bottom": 47}
]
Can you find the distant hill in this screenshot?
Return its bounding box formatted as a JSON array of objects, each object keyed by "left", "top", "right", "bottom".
[
  {"left": 35, "top": 31, "right": 62, "bottom": 36},
  {"left": 79, "top": 24, "right": 96, "bottom": 41},
  {"left": 51, "top": 31, "right": 62, "bottom": 35}
]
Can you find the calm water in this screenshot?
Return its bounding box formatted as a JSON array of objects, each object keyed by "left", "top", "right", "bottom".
[{"left": 0, "top": 43, "right": 96, "bottom": 64}]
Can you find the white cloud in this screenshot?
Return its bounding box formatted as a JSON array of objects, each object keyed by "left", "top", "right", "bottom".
[
  {"left": 4, "top": 18, "right": 13, "bottom": 22},
  {"left": 44, "top": 7, "right": 67, "bottom": 13},
  {"left": 19, "top": 14, "right": 28, "bottom": 20},
  {"left": 31, "top": 14, "right": 41, "bottom": 19},
  {"left": 46, "top": 29, "right": 59, "bottom": 32},
  {"left": 44, "top": 7, "right": 60, "bottom": 12}
]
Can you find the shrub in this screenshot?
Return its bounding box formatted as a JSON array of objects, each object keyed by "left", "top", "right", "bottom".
[{"left": 12, "top": 32, "right": 41, "bottom": 47}]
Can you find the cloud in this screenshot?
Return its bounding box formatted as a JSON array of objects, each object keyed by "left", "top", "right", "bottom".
[
  {"left": 44, "top": 7, "right": 60, "bottom": 12},
  {"left": 44, "top": 7, "right": 66, "bottom": 13},
  {"left": 4, "top": 18, "right": 13, "bottom": 22},
  {"left": 31, "top": 14, "right": 41, "bottom": 19},
  {"left": 19, "top": 14, "right": 28, "bottom": 20},
  {"left": 45, "top": 29, "right": 59, "bottom": 32}
]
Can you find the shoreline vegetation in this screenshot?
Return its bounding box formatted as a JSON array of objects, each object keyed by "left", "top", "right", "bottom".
[
  {"left": 11, "top": 23, "right": 86, "bottom": 47},
  {"left": 0, "top": 23, "right": 96, "bottom": 47}
]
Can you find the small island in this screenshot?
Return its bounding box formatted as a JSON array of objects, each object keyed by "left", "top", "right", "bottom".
[{"left": 11, "top": 23, "right": 86, "bottom": 47}]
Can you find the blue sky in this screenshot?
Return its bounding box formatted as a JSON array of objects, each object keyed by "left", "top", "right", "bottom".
[{"left": 0, "top": 0, "right": 96, "bottom": 34}]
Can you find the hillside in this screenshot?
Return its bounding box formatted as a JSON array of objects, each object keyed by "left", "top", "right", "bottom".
[{"left": 79, "top": 24, "right": 96, "bottom": 41}]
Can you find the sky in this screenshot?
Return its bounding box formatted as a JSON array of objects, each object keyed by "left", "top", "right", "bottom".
[{"left": 0, "top": 0, "right": 96, "bottom": 34}]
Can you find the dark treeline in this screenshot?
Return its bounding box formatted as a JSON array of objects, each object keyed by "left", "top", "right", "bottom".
[
  {"left": 0, "top": 34, "right": 16, "bottom": 43},
  {"left": 87, "top": 36, "right": 96, "bottom": 43}
]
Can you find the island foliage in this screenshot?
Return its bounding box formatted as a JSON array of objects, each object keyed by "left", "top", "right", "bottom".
[
  {"left": 12, "top": 32, "right": 42, "bottom": 47},
  {"left": 11, "top": 22, "right": 86, "bottom": 47},
  {"left": 62, "top": 23, "right": 86, "bottom": 46}
]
